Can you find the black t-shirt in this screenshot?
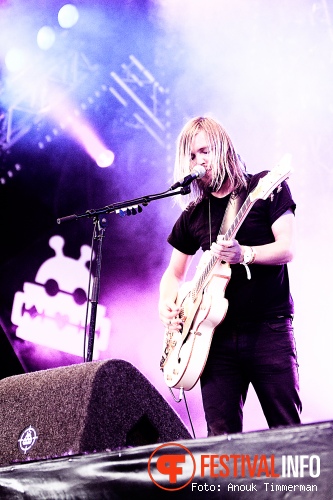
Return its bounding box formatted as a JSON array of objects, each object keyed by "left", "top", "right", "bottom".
[{"left": 167, "top": 172, "right": 295, "bottom": 323}]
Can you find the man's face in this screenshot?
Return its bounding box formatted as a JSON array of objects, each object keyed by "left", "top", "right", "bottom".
[{"left": 190, "top": 130, "right": 213, "bottom": 189}]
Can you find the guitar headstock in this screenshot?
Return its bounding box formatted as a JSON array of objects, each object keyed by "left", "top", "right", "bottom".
[{"left": 249, "top": 154, "right": 293, "bottom": 202}]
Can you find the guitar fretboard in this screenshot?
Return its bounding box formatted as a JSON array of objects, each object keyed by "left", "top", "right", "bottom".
[{"left": 191, "top": 196, "right": 254, "bottom": 302}]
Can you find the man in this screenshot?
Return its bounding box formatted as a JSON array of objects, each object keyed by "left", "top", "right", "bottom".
[{"left": 158, "top": 116, "right": 301, "bottom": 435}]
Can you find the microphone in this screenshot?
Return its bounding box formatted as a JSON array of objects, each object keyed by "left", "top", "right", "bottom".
[{"left": 169, "top": 165, "right": 206, "bottom": 191}]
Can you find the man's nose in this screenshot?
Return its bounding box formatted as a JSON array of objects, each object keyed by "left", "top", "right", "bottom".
[{"left": 195, "top": 153, "right": 206, "bottom": 166}]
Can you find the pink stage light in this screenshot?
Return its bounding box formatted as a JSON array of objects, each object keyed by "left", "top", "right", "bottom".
[
  {"left": 96, "top": 150, "right": 115, "bottom": 168},
  {"left": 64, "top": 115, "right": 115, "bottom": 167},
  {"left": 51, "top": 100, "right": 115, "bottom": 167}
]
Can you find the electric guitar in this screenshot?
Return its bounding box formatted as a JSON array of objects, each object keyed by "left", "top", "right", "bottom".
[{"left": 160, "top": 154, "right": 293, "bottom": 391}]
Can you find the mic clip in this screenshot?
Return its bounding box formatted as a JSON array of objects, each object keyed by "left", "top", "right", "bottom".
[{"left": 180, "top": 185, "right": 191, "bottom": 195}]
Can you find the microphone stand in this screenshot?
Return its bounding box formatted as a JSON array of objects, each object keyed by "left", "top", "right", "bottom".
[{"left": 57, "top": 184, "right": 191, "bottom": 362}]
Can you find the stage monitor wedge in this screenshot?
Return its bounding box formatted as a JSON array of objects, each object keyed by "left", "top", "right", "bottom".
[{"left": 0, "top": 359, "right": 191, "bottom": 467}]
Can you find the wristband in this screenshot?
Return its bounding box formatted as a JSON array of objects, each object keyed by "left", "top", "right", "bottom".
[
  {"left": 241, "top": 246, "right": 256, "bottom": 280},
  {"left": 242, "top": 246, "right": 256, "bottom": 265}
]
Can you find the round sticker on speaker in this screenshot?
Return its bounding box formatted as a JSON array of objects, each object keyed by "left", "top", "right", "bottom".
[{"left": 18, "top": 425, "right": 38, "bottom": 454}]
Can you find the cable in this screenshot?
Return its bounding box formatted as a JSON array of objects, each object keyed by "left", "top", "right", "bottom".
[
  {"left": 183, "top": 391, "right": 196, "bottom": 439},
  {"left": 168, "top": 387, "right": 196, "bottom": 439}
]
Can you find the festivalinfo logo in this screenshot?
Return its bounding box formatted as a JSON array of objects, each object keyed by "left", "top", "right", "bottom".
[{"left": 147, "top": 442, "right": 321, "bottom": 493}]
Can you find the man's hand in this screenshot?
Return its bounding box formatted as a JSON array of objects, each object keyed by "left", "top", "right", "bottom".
[
  {"left": 210, "top": 236, "right": 243, "bottom": 264},
  {"left": 158, "top": 300, "right": 183, "bottom": 331}
]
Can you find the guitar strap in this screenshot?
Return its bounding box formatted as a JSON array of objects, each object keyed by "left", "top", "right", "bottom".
[
  {"left": 217, "top": 184, "right": 253, "bottom": 279},
  {"left": 217, "top": 186, "right": 247, "bottom": 238}
]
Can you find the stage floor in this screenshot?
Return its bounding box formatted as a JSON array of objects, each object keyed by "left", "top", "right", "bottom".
[{"left": 0, "top": 421, "right": 332, "bottom": 499}]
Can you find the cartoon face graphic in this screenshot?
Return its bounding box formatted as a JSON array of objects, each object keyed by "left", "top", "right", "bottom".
[{"left": 11, "top": 235, "right": 110, "bottom": 358}]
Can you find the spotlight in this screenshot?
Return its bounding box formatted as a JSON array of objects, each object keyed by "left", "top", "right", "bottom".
[
  {"left": 37, "top": 26, "right": 56, "bottom": 51},
  {"left": 96, "top": 150, "right": 115, "bottom": 168},
  {"left": 5, "top": 47, "right": 27, "bottom": 73},
  {"left": 58, "top": 4, "right": 79, "bottom": 29}
]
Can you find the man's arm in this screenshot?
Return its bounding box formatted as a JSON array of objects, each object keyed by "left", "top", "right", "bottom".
[
  {"left": 250, "top": 209, "right": 295, "bottom": 265},
  {"left": 210, "top": 209, "right": 295, "bottom": 265}
]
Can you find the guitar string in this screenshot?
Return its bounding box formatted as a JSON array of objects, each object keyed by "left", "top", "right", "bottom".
[
  {"left": 194, "top": 193, "right": 254, "bottom": 300},
  {"left": 193, "top": 194, "right": 233, "bottom": 299}
]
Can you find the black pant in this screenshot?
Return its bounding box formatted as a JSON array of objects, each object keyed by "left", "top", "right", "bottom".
[{"left": 200, "top": 317, "right": 302, "bottom": 435}]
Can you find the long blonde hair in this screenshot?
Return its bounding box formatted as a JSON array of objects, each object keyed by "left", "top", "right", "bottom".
[{"left": 174, "top": 116, "right": 247, "bottom": 208}]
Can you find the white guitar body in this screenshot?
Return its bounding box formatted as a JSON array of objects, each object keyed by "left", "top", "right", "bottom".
[{"left": 162, "top": 253, "right": 231, "bottom": 390}]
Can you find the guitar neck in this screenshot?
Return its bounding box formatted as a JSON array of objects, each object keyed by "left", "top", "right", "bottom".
[
  {"left": 191, "top": 195, "right": 254, "bottom": 301},
  {"left": 221, "top": 196, "right": 253, "bottom": 240}
]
